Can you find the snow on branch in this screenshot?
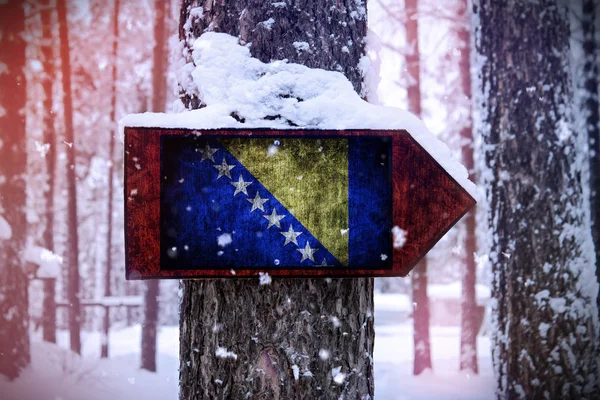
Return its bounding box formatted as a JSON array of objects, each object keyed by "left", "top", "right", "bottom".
[
  {"left": 121, "top": 32, "right": 475, "bottom": 196},
  {"left": 24, "top": 244, "right": 63, "bottom": 278},
  {"left": 0, "top": 215, "right": 11, "bottom": 240}
]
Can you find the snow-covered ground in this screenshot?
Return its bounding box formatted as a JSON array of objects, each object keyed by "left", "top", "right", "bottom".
[{"left": 1, "top": 294, "right": 494, "bottom": 400}]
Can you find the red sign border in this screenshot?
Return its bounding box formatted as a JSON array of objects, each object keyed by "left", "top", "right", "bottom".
[{"left": 124, "top": 127, "right": 475, "bottom": 280}]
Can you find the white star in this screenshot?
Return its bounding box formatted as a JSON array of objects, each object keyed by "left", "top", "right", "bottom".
[
  {"left": 297, "top": 241, "right": 318, "bottom": 263},
  {"left": 230, "top": 175, "right": 252, "bottom": 196},
  {"left": 198, "top": 144, "right": 218, "bottom": 162},
  {"left": 247, "top": 192, "right": 268, "bottom": 212},
  {"left": 263, "top": 209, "right": 285, "bottom": 229},
  {"left": 319, "top": 258, "right": 330, "bottom": 267},
  {"left": 213, "top": 158, "right": 235, "bottom": 179},
  {"left": 281, "top": 225, "right": 302, "bottom": 246}
]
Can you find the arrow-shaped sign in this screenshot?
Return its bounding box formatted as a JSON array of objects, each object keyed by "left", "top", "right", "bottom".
[{"left": 124, "top": 128, "right": 475, "bottom": 279}]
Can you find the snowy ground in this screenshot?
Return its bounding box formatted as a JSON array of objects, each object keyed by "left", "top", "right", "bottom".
[{"left": 1, "top": 294, "right": 495, "bottom": 400}]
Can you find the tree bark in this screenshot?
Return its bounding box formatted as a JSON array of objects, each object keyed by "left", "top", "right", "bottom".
[
  {"left": 0, "top": 0, "right": 31, "bottom": 380},
  {"left": 582, "top": 0, "right": 600, "bottom": 316},
  {"left": 57, "top": 0, "right": 81, "bottom": 355},
  {"left": 177, "top": 1, "right": 373, "bottom": 399},
  {"left": 40, "top": 0, "right": 58, "bottom": 345},
  {"left": 457, "top": 0, "right": 478, "bottom": 374},
  {"left": 141, "top": 0, "right": 169, "bottom": 373},
  {"left": 404, "top": 0, "right": 432, "bottom": 376},
  {"left": 474, "top": 0, "right": 600, "bottom": 397}
]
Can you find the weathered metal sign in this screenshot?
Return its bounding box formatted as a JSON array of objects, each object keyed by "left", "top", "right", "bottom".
[{"left": 124, "top": 128, "right": 475, "bottom": 279}]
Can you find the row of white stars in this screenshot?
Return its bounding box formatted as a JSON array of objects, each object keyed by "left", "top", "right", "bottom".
[{"left": 198, "top": 143, "right": 326, "bottom": 264}]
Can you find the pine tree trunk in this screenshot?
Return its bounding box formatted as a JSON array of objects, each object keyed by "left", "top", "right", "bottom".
[
  {"left": 57, "top": 0, "right": 81, "bottom": 355},
  {"left": 141, "top": 0, "right": 169, "bottom": 373},
  {"left": 457, "top": 0, "right": 478, "bottom": 374},
  {"left": 582, "top": 0, "right": 600, "bottom": 315},
  {"left": 177, "top": 1, "right": 374, "bottom": 398},
  {"left": 40, "top": 0, "right": 58, "bottom": 345},
  {"left": 404, "top": 0, "right": 432, "bottom": 375},
  {"left": 0, "top": 0, "right": 31, "bottom": 380},
  {"left": 474, "top": 0, "right": 600, "bottom": 397}
]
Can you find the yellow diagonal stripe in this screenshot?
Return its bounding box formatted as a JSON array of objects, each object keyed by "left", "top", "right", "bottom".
[{"left": 221, "top": 138, "right": 349, "bottom": 265}]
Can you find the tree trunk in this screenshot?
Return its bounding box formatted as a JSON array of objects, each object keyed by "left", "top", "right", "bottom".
[
  {"left": 57, "top": 0, "right": 81, "bottom": 355},
  {"left": 141, "top": 280, "right": 159, "bottom": 372},
  {"left": 474, "top": 0, "right": 600, "bottom": 397},
  {"left": 141, "top": 0, "right": 169, "bottom": 373},
  {"left": 101, "top": 0, "right": 120, "bottom": 360},
  {"left": 0, "top": 0, "right": 31, "bottom": 380},
  {"left": 411, "top": 259, "right": 432, "bottom": 375},
  {"left": 457, "top": 0, "right": 478, "bottom": 374},
  {"left": 582, "top": 0, "right": 600, "bottom": 316},
  {"left": 40, "top": 0, "right": 58, "bottom": 345},
  {"left": 177, "top": 1, "right": 373, "bottom": 398},
  {"left": 404, "top": 0, "right": 432, "bottom": 375}
]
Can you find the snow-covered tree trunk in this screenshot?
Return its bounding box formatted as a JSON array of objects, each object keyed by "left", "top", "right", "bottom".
[
  {"left": 177, "top": 1, "right": 374, "bottom": 398},
  {"left": 57, "top": 0, "right": 81, "bottom": 355},
  {"left": 141, "top": 0, "right": 169, "bottom": 373},
  {"left": 473, "top": 0, "right": 600, "bottom": 397},
  {"left": 0, "top": 0, "right": 31, "bottom": 380},
  {"left": 40, "top": 0, "right": 58, "bottom": 344},
  {"left": 404, "top": 0, "right": 432, "bottom": 376},
  {"left": 457, "top": 0, "right": 478, "bottom": 374},
  {"left": 581, "top": 0, "right": 600, "bottom": 313}
]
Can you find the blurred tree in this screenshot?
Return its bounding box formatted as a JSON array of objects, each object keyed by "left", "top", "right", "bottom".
[
  {"left": 177, "top": 1, "right": 374, "bottom": 398},
  {"left": 0, "top": 0, "right": 31, "bottom": 380},
  {"left": 404, "top": 0, "right": 433, "bottom": 376},
  {"left": 57, "top": 0, "right": 81, "bottom": 355},
  {"left": 39, "top": 0, "right": 58, "bottom": 344},
  {"left": 101, "top": 0, "right": 120, "bottom": 359},
  {"left": 581, "top": 0, "right": 599, "bottom": 313},
  {"left": 141, "top": 0, "right": 170, "bottom": 373},
  {"left": 474, "top": 0, "right": 600, "bottom": 396},
  {"left": 456, "top": 0, "right": 478, "bottom": 374}
]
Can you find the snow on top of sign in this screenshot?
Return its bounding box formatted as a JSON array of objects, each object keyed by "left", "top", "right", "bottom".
[{"left": 120, "top": 32, "right": 476, "bottom": 197}]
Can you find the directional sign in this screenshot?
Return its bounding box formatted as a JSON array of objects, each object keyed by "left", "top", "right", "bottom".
[{"left": 124, "top": 128, "right": 475, "bottom": 279}]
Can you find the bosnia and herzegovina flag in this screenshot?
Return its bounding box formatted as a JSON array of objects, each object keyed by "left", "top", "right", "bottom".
[{"left": 160, "top": 134, "right": 392, "bottom": 270}]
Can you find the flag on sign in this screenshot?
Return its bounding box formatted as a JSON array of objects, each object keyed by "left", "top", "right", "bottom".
[{"left": 160, "top": 135, "right": 393, "bottom": 270}]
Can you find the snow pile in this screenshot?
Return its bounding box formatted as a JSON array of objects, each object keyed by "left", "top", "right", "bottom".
[
  {"left": 121, "top": 32, "right": 475, "bottom": 197},
  {"left": 0, "top": 327, "right": 179, "bottom": 400},
  {"left": 1, "top": 304, "right": 494, "bottom": 400}
]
